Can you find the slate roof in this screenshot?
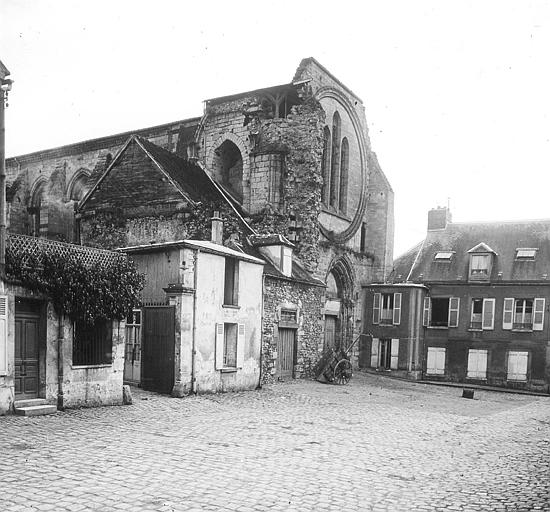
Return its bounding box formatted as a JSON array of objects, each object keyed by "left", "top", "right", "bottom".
[
  {"left": 137, "top": 136, "right": 220, "bottom": 202},
  {"left": 391, "top": 219, "right": 550, "bottom": 283}
]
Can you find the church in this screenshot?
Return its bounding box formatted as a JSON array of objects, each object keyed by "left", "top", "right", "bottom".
[{"left": 5, "top": 57, "right": 394, "bottom": 391}]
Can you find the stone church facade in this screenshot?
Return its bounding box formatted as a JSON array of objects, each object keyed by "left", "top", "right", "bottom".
[{"left": 6, "top": 57, "right": 394, "bottom": 372}]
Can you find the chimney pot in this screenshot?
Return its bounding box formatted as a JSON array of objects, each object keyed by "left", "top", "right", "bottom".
[{"left": 211, "top": 211, "right": 223, "bottom": 244}]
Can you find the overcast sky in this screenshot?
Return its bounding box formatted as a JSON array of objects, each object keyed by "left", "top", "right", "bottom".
[{"left": 2, "top": 0, "right": 549, "bottom": 257}]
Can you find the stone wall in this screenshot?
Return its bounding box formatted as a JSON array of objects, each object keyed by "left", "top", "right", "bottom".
[{"left": 261, "top": 276, "right": 325, "bottom": 383}]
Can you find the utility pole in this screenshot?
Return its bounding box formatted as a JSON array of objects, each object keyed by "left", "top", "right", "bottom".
[{"left": 0, "top": 60, "right": 13, "bottom": 280}]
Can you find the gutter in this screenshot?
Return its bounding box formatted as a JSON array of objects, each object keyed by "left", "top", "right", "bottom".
[{"left": 191, "top": 249, "right": 199, "bottom": 394}]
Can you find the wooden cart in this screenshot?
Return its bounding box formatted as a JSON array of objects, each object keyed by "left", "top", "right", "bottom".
[{"left": 315, "top": 334, "right": 367, "bottom": 385}]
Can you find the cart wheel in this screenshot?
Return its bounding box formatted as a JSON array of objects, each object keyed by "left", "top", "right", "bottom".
[{"left": 333, "top": 359, "right": 352, "bottom": 385}]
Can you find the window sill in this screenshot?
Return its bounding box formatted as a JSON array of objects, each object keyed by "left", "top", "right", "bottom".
[
  {"left": 220, "top": 368, "right": 238, "bottom": 373},
  {"left": 222, "top": 304, "right": 240, "bottom": 310},
  {"left": 72, "top": 364, "right": 112, "bottom": 370},
  {"left": 427, "top": 326, "right": 449, "bottom": 330},
  {"left": 511, "top": 329, "right": 533, "bottom": 333},
  {"left": 468, "top": 328, "right": 483, "bottom": 332},
  {"left": 466, "top": 377, "right": 487, "bottom": 381}
]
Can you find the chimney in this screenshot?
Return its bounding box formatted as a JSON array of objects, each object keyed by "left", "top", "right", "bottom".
[
  {"left": 211, "top": 211, "right": 223, "bottom": 244},
  {"left": 428, "top": 207, "right": 452, "bottom": 231}
]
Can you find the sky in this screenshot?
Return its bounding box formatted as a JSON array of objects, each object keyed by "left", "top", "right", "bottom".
[{"left": 1, "top": 0, "right": 550, "bottom": 257}]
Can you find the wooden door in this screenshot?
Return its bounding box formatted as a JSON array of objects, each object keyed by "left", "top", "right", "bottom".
[
  {"left": 15, "top": 314, "right": 40, "bottom": 398},
  {"left": 124, "top": 310, "right": 142, "bottom": 385},
  {"left": 324, "top": 315, "right": 337, "bottom": 349},
  {"left": 141, "top": 306, "right": 175, "bottom": 394},
  {"left": 277, "top": 328, "right": 296, "bottom": 379}
]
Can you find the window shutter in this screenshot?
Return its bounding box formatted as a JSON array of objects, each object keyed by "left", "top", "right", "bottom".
[
  {"left": 427, "top": 347, "right": 446, "bottom": 375},
  {"left": 372, "top": 293, "right": 381, "bottom": 324},
  {"left": 448, "top": 297, "right": 460, "bottom": 327},
  {"left": 508, "top": 351, "right": 528, "bottom": 381},
  {"left": 426, "top": 348, "right": 436, "bottom": 374},
  {"left": 482, "top": 298, "right": 495, "bottom": 330},
  {"left": 423, "top": 297, "right": 431, "bottom": 327},
  {"left": 236, "top": 323, "right": 245, "bottom": 368},
  {"left": 215, "top": 323, "right": 224, "bottom": 369},
  {"left": 390, "top": 339, "right": 399, "bottom": 369},
  {"left": 503, "top": 298, "right": 514, "bottom": 329},
  {"left": 435, "top": 348, "right": 446, "bottom": 374},
  {"left": 370, "top": 338, "right": 379, "bottom": 368},
  {"left": 393, "top": 293, "right": 402, "bottom": 325},
  {"left": 533, "top": 298, "right": 545, "bottom": 331},
  {"left": 0, "top": 295, "right": 7, "bottom": 375}
]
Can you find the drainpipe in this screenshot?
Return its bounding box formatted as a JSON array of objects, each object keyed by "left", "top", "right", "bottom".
[
  {"left": 0, "top": 65, "right": 13, "bottom": 280},
  {"left": 57, "top": 313, "right": 65, "bottom": 410},
  {"left": 258, "top": 273, "right": 266, "bottom": 389},
  {"left": 190, "top": 249, "right": 199, "bottom": 394}
]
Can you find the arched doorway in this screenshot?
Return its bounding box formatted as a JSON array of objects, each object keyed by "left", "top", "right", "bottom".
[
  {"left": 324, "top": 257, "right": 355, "bottom": 351},
  {"left": 212, "top": 139, "right": 243, "bottom": 202}
]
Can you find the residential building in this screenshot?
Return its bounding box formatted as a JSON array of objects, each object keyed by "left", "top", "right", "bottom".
[{"left": 361, "top": 207, "right": 550, "bottom": 393}]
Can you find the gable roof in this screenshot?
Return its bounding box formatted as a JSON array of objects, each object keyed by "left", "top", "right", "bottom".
[
  {"left": 78, "top": 135, "right": 223, "bottom": 211},
  {"left": 391, "top": 219, "right": 550, "bottom": 283}
]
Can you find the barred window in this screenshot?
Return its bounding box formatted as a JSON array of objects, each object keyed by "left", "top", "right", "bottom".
[{"left": 73, "top": 319, "right": 113, "bottom": 366}]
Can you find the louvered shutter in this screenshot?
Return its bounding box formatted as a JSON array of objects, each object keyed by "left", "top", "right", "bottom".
[
  {"left": 503, "top": 298, "right": 514, "bottom": 330},
  {"left": 533, "top": 298, "right": 545, "bottom": 331},
  {"left": 0, "top": 295, "right": 7, "bottom": 375},
  {"left": 390, "top": 339, "right": 399, "bottom": 369},
  {"left": 435, "top": 348, "right": 446, "bottom": 374},
  {"left": 215, "top": 323, "right": 224, "bottom": 369},
  {"left": 393, "top": 293, "right": 402, "bottom": 325},
  {"left": 507, "top": 351, "right": 528, "bottom": 381},
  {"left": 423, "top": 297, "right": 431, "bottom": 327},
  {"left": 370, "top": 338, "right": 379, "bottom": 368},
  {"left": 448, "top": 297, "right": 460, "bottom": 327},
  {"left": 236, "top": 323, "right": 245, "bottom": 368},
  {"left": 482, "top": 298, "right": 495, "bottom": 330},
  {"left": 372, "top": 293, "right": 381, "bottom": 324}
]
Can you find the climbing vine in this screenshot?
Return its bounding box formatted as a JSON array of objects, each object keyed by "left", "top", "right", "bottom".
[{"left": 6, "top": 247, "right": 144, "bottom": 325}]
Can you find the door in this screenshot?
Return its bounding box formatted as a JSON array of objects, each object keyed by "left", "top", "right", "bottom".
[
  {"left": 379, "top": 339, "right": 392, "bottom": 370},
  {"left": 324, "top": 315, "right": 337, "bottom": 349},
  {"left": 277, "top": 328, "right": 296, "bottom": 379},
  {"left": 124, "top": 309, "right": 142, "bottom": 385},
  {"left": 15, "top": 313, "right": 40, "bottom": 398},
  {"left": 141, "top": 306, "right": 175, "bottom": 394}
]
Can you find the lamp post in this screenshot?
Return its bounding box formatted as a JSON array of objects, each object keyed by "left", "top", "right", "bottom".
[{"left": 0, "top": 60, "right": 12, "bottom": 279}]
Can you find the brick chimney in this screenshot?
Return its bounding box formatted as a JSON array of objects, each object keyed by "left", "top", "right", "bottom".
[
  {"left": 211, "top": 211, "right": 223, "bottom": 244},
  {"left": 428, "top": 207, "right": 452, "bottom": 231}
]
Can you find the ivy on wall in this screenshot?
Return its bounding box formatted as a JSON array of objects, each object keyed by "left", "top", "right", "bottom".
[{"left": 6, "top": 248, "right": 144, "bottom": 325}]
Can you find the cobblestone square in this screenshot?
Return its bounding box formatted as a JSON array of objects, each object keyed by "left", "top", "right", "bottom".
[{"left": 1, "top": 373, "right": 549, "bottom": 511}]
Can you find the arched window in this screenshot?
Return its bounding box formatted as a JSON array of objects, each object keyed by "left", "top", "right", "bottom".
[
  {"left": 330, "top": 112, "right": 341, "bottom": 208},
  {"left": 67, "top": 170, "right": 91, "bottom": 203},
  {"left": 326, "top": 271, "right": 342, "bottom": 299},
  {"left": 321, "top": 126, "right": 331, "bottom": 205},
  {"left": 339, "top": 137, "right": 349, "bottom": 214},
  {"left": 30, "top": 181, "right": 47, "bottom": 237},
  {"left": 213, "top": 139, "right": 243, "bottom": 203}
]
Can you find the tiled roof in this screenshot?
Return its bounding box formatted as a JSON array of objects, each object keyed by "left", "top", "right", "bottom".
[
  {"left": 136, "top": 136, "right": 219, "bottom": 202},
  {"left": 391, "top": 220, "right": 550, "bottom": 283}
]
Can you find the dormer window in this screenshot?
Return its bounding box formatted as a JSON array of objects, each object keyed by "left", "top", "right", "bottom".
[
  {"left": 516, "top": 248, "right": 537, "bottom": 260},
  {"left": 467, "top": 243, "right": 496, "bottom": 281},
  {"left": 434, "top": 251, "right": 454, "bottom": 261}
]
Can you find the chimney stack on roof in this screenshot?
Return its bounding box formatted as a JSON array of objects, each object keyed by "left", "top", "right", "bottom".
[
  {"left": 428, "top": 207, "right": 452, "bottom": 231},
  {"left": 211, "top": 211, "right": 223, "bottom": 244}
]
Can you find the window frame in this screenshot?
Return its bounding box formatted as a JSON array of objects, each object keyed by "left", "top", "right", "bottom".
[
  {"left": 426, "top": 347, "right": 446, "bottom": 375},
  {"left": 223, "top": 257, "right": 240, "bottom": 307},
  {"left": 469, "top": 253, "right": 492, "bottom": 280},
  {"left": 215, "top": 322, "right": 245, "bottom": 370},
  {"left": 507, "top": 351, "right": 529, "bottom": 381},
  {"left": 423, "top": 297, "right": 460, "bottom": 328},
  {"left": 72, "top": 318, "right": 113, "bottom": 367},
  {"left": 470, "top": 298, "right": 495, "bottom": 330},
  {"left": 466, "top": 349, "right": 488, "bottom": 380}
]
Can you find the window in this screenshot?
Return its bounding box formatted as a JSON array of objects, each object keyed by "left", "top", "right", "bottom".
[
  {"left": 370, "top": 338, "right": 399, "bottom": 370},
  {"left": 329, "top": 112, "right": 341, "bottom": 208},
  {"left": 470, "top": 298, "right": 495, "bottom": 330},
  {"left": 0, "top": 295, "right": 7, "bottom": 375},
  {"left": 281, "top": 246, "right": 292, "bottom": 277},
  {"left": 507, "top": 351, "right": 528, "bottom": 381},
  {"left": 514, "top": 299, "right": 533, "bottom": 330},
  {"left": 373, "top": 292, "right": 402, "bottom": 325},
  {"left": 223, "top": 257, "right": 239, "bottom": 306},
  {"left": 470, "top": 254, "right": 490, "bottom": 277},
  {"left": 515, "top": 248, "right": 537, "bottom": 260},
  {"left": 423, "top": 297, "right": 460, "bottom": 327},
  {"left": 360, "top": 222, "right": 367, "bottom": 253},
  {"left": 426, "top": 347, "right": 446, "bottom": 375},
  {"left": 339, "top": 137, "right": 349, "bottom": 214},
  {"left": 321, "top": 126, "right": 331, "bottom": 205},
  {"left": 467, "top": 349, "right": 488, "bottom": 379},
  {"left": 73, "top": 319, "right": 112, "bottom": 366},
  {"left": 434, "top": 251, "right": 454, "bottom": 261},
  {"left": 280, "top": 309, "right": 297, "bottom": 323},
  {"left": 215, "top": 323, "right": 245, "bottom": 370}
]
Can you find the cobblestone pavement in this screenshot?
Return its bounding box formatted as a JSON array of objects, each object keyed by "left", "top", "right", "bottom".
[{"left": 1, "top": 373, "right": 549, "bottom": 512}]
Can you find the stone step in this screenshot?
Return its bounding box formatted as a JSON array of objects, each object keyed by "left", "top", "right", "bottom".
[
  {"left": 13, "top": 398, "right": 49, "bottom": 409},
  {"left": 14, "top": 404, "right": 57, "bottom": 416}
]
